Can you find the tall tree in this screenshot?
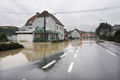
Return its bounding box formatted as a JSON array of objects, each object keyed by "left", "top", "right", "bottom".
[{"left": 95, "top": 22, "right": 112, "bottom": 37}]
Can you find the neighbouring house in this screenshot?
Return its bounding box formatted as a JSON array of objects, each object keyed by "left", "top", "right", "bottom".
[
  {"left": 68, "top": 29, "right": 81, "bottom": 39},
  {"left": 112, "top": 25, "right": 120, "bottom": 31},
  {"left": 16, "top": 11, "right": 64, "bottom": 42}
]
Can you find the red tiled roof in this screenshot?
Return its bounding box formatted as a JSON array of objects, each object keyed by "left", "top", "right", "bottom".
[
  {"left": 25, "top": 11, "right": 64, "bottom": 26},
  {"left": 25, "top": 15, "right": 37, "bottom": 25}
]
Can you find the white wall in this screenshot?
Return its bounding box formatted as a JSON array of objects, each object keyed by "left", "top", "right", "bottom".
[
  {"left": 32, "top": 17, "right": 64, "bottom": 40},
  {"left": 56, "top": 24, "right": 64, "bottom": 40},
  {"left": 7, "top": 35, "right": 17, "bottom": 42},
  {"left": 71, "top": 30, "right": 80, "bottom": 38},
  {"left": 32, "top": 17, "right": 56, "bottom": 31},
  {"left": 17, "top": 34, "right": 34, "bottom": 42}
]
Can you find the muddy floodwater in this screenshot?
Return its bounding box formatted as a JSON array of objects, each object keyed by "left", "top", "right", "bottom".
[{"left": 0, "top": 39, "right": 93, "bottom": 71}]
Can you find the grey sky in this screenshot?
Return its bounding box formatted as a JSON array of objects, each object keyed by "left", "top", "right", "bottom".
[{"left": 0, "top": 0, "right": 120, "bottom": 31}]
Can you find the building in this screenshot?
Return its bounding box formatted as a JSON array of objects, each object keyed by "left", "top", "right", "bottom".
[
  {"left": 68, "top": 29, "right": 81, "bottom": 39},
  {"left": 112, "top": 25, "right": 120, "bottom": 31},
  {"left": 16, "top": 11, "right": 64, "bottom": 42}
]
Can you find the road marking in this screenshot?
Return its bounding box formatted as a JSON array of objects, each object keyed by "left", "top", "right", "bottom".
[
  {"left": 74, "top": 54, "right": 77, "bottom": 58},
  {"left": 106, "top": 50, "right": 116, "bottom": 56},
  {"left": 22, "top": 78, "right": 26, "bottom": 80},
  {"left": 60, "top": 53, "right": 67, "bottom": 58},
  {"left": 42, "top": 60, "right": 56, "bottom": 69},
  {"left": 68, "top": 62, "right": 74, "bottom": 73},
  {"left": 76, "top": 49, "right": 79, "bottom": 53}
]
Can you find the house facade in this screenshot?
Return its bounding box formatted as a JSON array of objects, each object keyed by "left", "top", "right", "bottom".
[
  {"left": 112, "top": 25, "right": 120, "bottom": 31},
  {"left": 69, "top": 29, "right": 81, "bottom": 39},
  {"left": 16, "top": 11, "right": 64, "bottom": 42}
]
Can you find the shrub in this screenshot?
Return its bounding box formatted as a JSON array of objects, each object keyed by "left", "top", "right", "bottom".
[
  {"left": 114, "top": 30, "right": 120, "bottom": 42},
  {"left": 0, "top": 33, "right": 8, "bottom": 42},
  {"left": 0, "top": 42, "right": 24, "bottom": 51}
]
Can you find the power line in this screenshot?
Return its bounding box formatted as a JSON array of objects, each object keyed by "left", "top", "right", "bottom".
[
  {"left": 0, "top": 5, "right": 120, "bottom": 15},
  {"left": 54, "top": 5, "right": 120, "bottom": 14}
]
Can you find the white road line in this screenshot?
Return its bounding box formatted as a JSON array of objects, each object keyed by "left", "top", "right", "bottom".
[
  {"left": 22, "top": 78, "right": 26, "bottom": 80},
  {"left": 106, "top": 50, "right": 116, "bottom": 56},
  {"left": 68, "top": 62, "right": 74, "bottom": 73},
  {"left": 74, "top": 54, "right": 77, "bottom": 58},
  {"left": 76, "top": 49, "right": 79, "bottom": 53},
  {"left": 42, "top": 60, "right": 56, "bottom": 69},
  {"left": 60, "top": 54, "right": 67, "bottom": 58}
]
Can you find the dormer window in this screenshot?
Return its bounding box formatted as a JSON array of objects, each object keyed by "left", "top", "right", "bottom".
[{"left": 29, "top": 21, "right": 32, "bottom": 24}]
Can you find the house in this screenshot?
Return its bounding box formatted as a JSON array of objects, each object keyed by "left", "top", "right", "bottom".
[
  {"left": 68, "top": 29, "right": 81, "bottom": 39},
  {"left": 112, "top": 25, "right": 120, "bottom": 31},
  {"left": 16, "top": 11, "right": 64, "bottom": 42}
]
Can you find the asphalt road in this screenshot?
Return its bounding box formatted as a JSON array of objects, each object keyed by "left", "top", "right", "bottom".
[{"left": 0, "top": 41, "right": 120, "bottom": 80}]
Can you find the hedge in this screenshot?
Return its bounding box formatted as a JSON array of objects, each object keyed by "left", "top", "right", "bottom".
[
  {"left": 114, "top": 30, "right": 120, "bottom": 42},
  {"left": 0, "top": 42, "right": 24, "bottom": 51}
]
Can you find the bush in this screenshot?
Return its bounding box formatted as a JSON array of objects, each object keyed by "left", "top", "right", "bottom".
[
  {"left": 114, "top": 30, "right": 120, "bottom": 42},
  {"left": 0, "top": 33, "right": 8, "bottom": 42},
  {"left": 0, "top": 42, "right": 24, "bottom": 51}
]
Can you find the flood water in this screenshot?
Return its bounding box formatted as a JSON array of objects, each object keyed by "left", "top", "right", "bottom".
[{"left": 0, "top": 39, "right": 92, "bottom": 71}]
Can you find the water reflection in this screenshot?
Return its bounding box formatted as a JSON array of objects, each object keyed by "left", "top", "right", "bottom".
[
  {"left": 0, "top": 39, "right": 86, "bottom": 71},
  {"left": 70, "top": 39, "right": 82, "bottom": 47},
  {"left": 21, "top": 41, "right": 69, "bottom": 61},
  {"left": 0, "top": 52, "right": 28, "bottom": 71}
]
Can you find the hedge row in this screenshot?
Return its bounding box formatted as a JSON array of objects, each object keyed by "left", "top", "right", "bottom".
[
  {"left": 114, "top": 30, "right": 120, "bottom": 42},
  {"left": 0, "top": 42, "right": 24, "bottom": 51}
]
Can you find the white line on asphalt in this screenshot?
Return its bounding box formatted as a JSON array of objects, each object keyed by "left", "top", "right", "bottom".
[
  {"left": 60, "top": 53, "right": 67, "bottom": 58},
  {"left": 42, "top": 60, "right": 56, "bottom": 69},
  {"left": 68, "top": 62, "right": 74, "bottom": 73},
  {"left": 22, "top": 78, "right": 26, "bottom": 80},
  {"left": 106, "top": 50, "right": 116, "bottom": 56},
  {"left": 76, "top": 49, "right": 79, "bottom": 53},
  {"left": 74, "top": 54, "right": 77, "bottom": 58}
]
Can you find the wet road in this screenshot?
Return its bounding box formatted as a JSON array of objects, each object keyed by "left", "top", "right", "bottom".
[{"left": 0, "top": 40, "right": 120, "bottom": 80}]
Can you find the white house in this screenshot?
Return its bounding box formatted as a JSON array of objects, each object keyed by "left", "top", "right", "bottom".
[
  {"left": 16, "top": 11, "right": 64, "bottom": 42},
  {"left": 69, "top": 29, "right": 81, "bottom": 39}
]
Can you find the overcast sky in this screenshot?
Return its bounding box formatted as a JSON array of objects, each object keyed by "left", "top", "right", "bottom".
[{"left": 0, "top": 0, "right": 120, "bottom": 31}]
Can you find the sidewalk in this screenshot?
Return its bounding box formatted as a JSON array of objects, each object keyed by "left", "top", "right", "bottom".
[{"left": 97, "top": 40, "right": 120, "bottom": 56}]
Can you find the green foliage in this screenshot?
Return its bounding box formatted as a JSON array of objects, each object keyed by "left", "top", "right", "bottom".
[
  {"left": 0, "top": 42, "right": 24, "bottom": 51},
  {"left": 114, "top": 30, "right": 120, "bottom": 42},
  {"left": 0, "top": 27, "right": 18, "bottom": 36},
  {"left": 95, "top": 22, "right": 112, "bottom": 37},
  {"left": 0, "top": 33, "right": 8, "bottom": 42}
]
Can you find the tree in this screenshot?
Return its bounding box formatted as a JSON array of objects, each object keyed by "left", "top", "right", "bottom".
[
  {"left": 0, "top": 33, "right": 8, "bottom": 42},
  {"left": 114, "top": 30, "right": 120, "bottom": 42},
  {"left": 95, "top": 22, "right": 112, "bottom": 39}
]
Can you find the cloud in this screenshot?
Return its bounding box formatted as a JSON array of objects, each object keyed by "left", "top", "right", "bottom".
[{"left": 0, "top": 0, "right": 120, "bottom": 31}]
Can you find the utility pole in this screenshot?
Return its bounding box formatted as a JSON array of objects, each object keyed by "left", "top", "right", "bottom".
[
  {"left": 43, "top": 12, "right": 46, "bottom": 42},
  {"left": 43, "top": 11, "right": 47, "bottom": 66}
]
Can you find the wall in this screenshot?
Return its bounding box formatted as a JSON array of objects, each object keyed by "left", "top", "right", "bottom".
[
  {"left": 32, "top": 17, "right": 64, "bottom": 40},
  {"left": 7, "top": 35, "right": 17, "bottom": 42},
  {"left": 71, "top": 30, "right": 80, "bottom": 38},
  {"left": 17, "top": 34, "right": 34, "bottom": 42},
  {"left": 32, "top": 17, "right": 56, "bottom": 31},
  {"left": 56, "top": 24, "right": 64, "bottom": 40}
]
